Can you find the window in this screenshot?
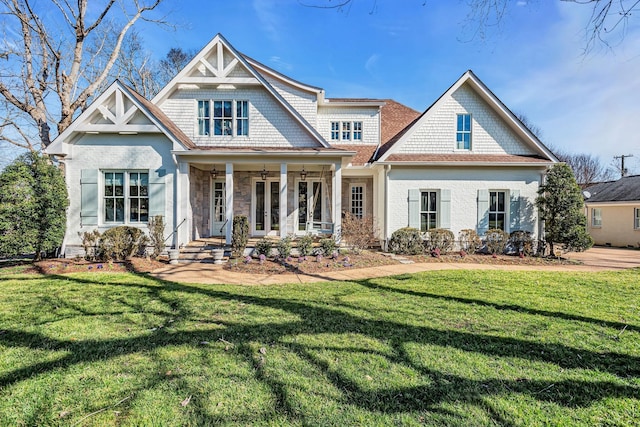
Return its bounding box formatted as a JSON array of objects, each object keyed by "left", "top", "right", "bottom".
[
  {"left": 592, "top": 208, "right": 602, "bottom": 227},
  {"left": 330, "top": 121, "right": 363, "bottom": 141},
  {"left": 197, "top": 100, "right": 210, "bottom": 136},
  {"left": 420, "top": 191, "right": 438, "bottom": 231},
  {"left": 489, "top": 191, "right": 506, "bottom": 230},
  {"left": 353, "top": 121, "right": 363, "bottom": 140},
  {"left": 331, "top": 122, "right": 340, "bottom": 140},
  {"left": 213, "top": 100, "right": 233, "bottom": 135},
  {"left": 236, "top": 101, "right": 248, "bottom": 136},
  {"left": 341, "top": 122, "right": 351, "bottom": 140},
  {"left": 456, "top": 113, "right": 471, "bottom": 150},
  {"left": 635, "top": 208, "right": 640, "bottom": 229},
  {"left": 198, "top": 100, "right": 248, "bottom": 136},
  {"left": 350, "top": 184, "right": 365, "bottom": 218},
  {"left": 104, "top": 172, "right": 148, "bottom": 223}
]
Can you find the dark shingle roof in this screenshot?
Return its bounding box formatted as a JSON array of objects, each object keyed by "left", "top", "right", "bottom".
[{"left": 585, "top": 175, "right": 640, "bottom": 202}]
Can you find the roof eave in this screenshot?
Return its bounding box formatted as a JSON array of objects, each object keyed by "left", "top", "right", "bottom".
[
  {"left": 376, "top": 161, "right": 554, "bottom": 167},
  {"left": 173, "top": 149, "right": 357, "bottom": 157}
]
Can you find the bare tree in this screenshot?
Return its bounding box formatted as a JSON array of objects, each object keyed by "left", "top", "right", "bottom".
[
  {"left": 304, "top": 1, "right": 640, "bottom": 52},
  {"left": 553, "top": 148, "right": 615, "bottom": 188},
  {"left": 158, "top": 47, "right": 195, "bottom": 85},
  {"left": 0, "top": 0, "right": 168, "bottom": 152},
  {"left": 515, "top": 112, "right": 544, "bottom": 141},
  {"left": 115, "top": 30, "right": 163, "bottom": 99}
]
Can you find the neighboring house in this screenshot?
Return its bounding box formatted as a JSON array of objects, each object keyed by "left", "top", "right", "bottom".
[
  {"left": 584, "top": 175, "right": 640, "bottom": 247},
  {"left": 45, "top": 34, "right": 557, "bottom": 257}
]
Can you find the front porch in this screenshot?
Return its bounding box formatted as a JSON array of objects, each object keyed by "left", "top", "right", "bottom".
[{"left": 174, "top": 154, "right": 347, "bottom": 248}]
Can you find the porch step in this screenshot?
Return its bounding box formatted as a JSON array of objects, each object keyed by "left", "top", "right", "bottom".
[{"left": 178, "top": 240, "right": 230, "bottom": 263}]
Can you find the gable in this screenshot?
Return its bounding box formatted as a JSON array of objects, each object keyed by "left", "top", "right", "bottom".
[
  {"left": 79, "top": 89, "right": 156, "bottom": 131},
  {"left": 152, "top": 34, "right": 329, "bottom": 148},
  {"left": 378, "top": 70, "right": 557, "bottom": 164},
  {"left": 184, "top": 41, "right": 256, "bottom": 82},
  {"left": 46, "top": 81, "right": 196, "bottom": 156},
  {"left": 395, "top": 83, "right": 537, "bottom": 156}
]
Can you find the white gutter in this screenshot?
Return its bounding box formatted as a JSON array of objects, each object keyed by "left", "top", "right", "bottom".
[{"left": 376, "top": 161, "right": 554, "bottom": 167}]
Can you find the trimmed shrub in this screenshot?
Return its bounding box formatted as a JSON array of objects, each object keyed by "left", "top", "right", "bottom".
[
  {"left": 423, "top": 228, "right": 455, "bottom": 253},
  {"left": 508, "top": 230, "right": 534, "bottom": 256},
  {"left": 388, "top": 227, "right": 423, "bottom": 255},
  {"left": 485, "top": 229, "right": 509, "bottom": 255},
  {"left": 341, "top": 212, "right": 377, "bottom": 254},
  {"left": 458, "top": 229, "right": 482, "bottom": 254},
  {"left": 276, "top": 236, "right": 292, "bottom": 259},
  {"left": 318, "top": 238, "right": 337, "bottom": 256},
  {"left": 255, "top": 238, "right": 273, "bottom": 257},
  {"left": 98, "top": 226, "right": 148, "bottom": 261},
  {"left": 148, "top": 215, "right": 166, "bottom": 259},
  {"left": 297, "top": 234, "right": 314, "bottom": 257},
  {"left": 231, "top": 215, "right": 249, "bottom": 257}
]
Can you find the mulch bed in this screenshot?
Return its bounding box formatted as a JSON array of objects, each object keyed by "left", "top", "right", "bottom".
[
  {"left": 406, "top": 253, "right": 577, "bottom": 266},
  {"left": 224, "top": 250, "right": 398, "bottom": 275},
  {"left": 223, "top": 250, "right": 576, "bottom": 275},
  {"left": 0, "top": 257, "right": 167, "bottom": 276}
]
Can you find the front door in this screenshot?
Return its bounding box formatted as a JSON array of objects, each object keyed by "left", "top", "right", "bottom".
[
  {"left": 210, "top": 180, "right": 226, "bottom": 237},
  {"left": 253, "top": 179, "right": 280, "bottom": 236}
]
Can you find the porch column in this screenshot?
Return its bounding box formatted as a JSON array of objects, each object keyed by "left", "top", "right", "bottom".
[
  {"left": 280, "top": 163, "right": 288, "bottom": 236},
  {"left": 176, "top": 161, "right": 191, "bottom": 248},
  {"left": 332, "top": 162, "right": 342, "bottom": 242},
  {"left": 225, "top": 162, "right": 234, "bottom": 245}
]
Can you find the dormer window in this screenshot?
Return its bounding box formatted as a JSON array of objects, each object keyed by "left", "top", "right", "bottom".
[
  {"left": 197, "top": 100, "right": 249, "bottom": 137},
  {"left": 330, "top": 121, "right": 363, "bottom": 141},
  {"left": 456, "top": 113, "right": 471, "bottom": 150}
]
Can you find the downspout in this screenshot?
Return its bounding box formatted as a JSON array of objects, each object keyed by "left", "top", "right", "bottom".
[
  {"left": 538, "top": 167, "right": 547, "bottom": 250},
  {"left": 384, "top": 164, "right": 391, "bottom": 251}
]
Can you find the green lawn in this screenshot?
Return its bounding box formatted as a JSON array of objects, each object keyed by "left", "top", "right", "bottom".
[{"left": 0, "top": 268, "right": 638, "bottom": 426}]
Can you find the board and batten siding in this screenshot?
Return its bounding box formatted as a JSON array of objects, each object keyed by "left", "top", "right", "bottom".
[
  {"left": 396, "top": 84, "right": 538, "bottom": 156},
  {"left": 63, "top": 134, "right": 176, "bottom": 255},
  {"left": 385, "top": 167, "right": 542, "bottom": 239},
  {"left": 157, "top": 87, "right": 320, "bottom": 148}
]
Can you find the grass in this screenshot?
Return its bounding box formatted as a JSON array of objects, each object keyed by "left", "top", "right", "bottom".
[{"left": 0, "top": 268, "right": 638, "bottom": 426}]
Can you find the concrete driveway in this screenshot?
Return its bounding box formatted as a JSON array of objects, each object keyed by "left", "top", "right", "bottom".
[{"left": 564, "top": 246, "right": 640, "bottom": 271}]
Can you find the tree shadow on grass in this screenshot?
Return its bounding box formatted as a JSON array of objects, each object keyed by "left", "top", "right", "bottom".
[
  {"left": 0, "top": 272, "right": 639, "bottom": 425},
  {"left": 357, "top": 276, "right": 640, "bottom": 334}
]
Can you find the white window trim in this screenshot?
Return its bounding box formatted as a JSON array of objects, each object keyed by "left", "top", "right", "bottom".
[
  {"left": 592, "top": 207, "right": 602, "bottom": 228},
  {"left": 330, "top": 121, "right": 363, "bottom": 141},
  {"left": 196, "top": 99, "right": 249, "bottom": 137},
  {"left": 101, "top": 170, "right": 150, "bottom": 226},
  {"left": 419, "top": 189, "right": 439, "bottom": 231},
  {"left": 349, "top": 182, "right": 366, "bottom": 219},
  {"left": 488, "top": 190, "right": 507, "bottom": 231},
  {"left": 633, "top": 208, "right": 640, "bottom": 230},
  {"left": 455, "top": 113, "right": 472, "bottom": 151},
  {"left": 330, "top": 121, "right": 340, "bottom": 140}
]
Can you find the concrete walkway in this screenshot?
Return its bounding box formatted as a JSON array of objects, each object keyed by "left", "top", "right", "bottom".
[{"left": 150, "top": 246, "right": 640, "bottom": 285}]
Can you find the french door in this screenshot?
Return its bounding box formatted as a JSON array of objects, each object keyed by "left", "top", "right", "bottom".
[
  {"left": 252, "top": 179, "right": 280, "bottom": 236},
  {"left": 210, "top": 180, "right": 226, "bottom": 237},
  {"left": 296, "top": 180, "right": 327, "bottom": 233}
]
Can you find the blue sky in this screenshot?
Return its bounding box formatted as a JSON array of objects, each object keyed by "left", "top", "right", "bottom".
[{"left": 116, "top": 1, "right": 640, "bottom": 173}]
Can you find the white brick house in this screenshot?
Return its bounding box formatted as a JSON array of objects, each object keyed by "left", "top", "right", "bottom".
[{"left": 45, "top": 34, "right": 557, "bottom": 256}]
